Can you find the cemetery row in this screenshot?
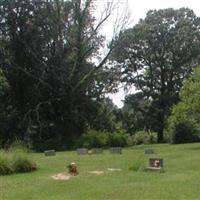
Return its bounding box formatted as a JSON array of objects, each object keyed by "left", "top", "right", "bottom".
[{"left": 44, "top": 147, "right": 164, "bottom": 173}]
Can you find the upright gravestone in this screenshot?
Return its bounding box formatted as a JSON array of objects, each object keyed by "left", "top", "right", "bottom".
[
  {"left": 44, "top": 150, "right": 56, "bottom": 156},
  {"left": 144, "top": 148, "right": 155, "bottom": 154},
  {"left": 92, "top": 148, "right": 103, "bottom": 154},
  {"left": 77, "top": 148, "right": 88, "bottom": 155},
  {"left": 110, "top": 147, "right": 122, "bottom": 154},
  {"left": 145, "top": 158, "right": 164, "bottom": 172}
]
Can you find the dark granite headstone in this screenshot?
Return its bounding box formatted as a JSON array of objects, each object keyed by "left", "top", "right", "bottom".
[
  {"left": 44, "top": 150, "right": 56, "bottom": 156},
  {"left": 77, "top": 148, "right": 88, "bottom": 155},
  {"left": 110, "top": 147, "right": 122, "bottom": 154},
  {"left": 145, "top": 158, "right": 164, "bottom": 172},
  {"left": 144, "top": 148, "right": 155, "bottom": 154}
]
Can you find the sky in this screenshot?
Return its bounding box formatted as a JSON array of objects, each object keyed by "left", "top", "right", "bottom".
[{"left": 95, "top": 0, "right": 200, "bottom": 108}]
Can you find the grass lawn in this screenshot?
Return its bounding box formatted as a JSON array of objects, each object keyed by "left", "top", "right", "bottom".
[{"left": 1, "top": 143, "right": 200, "bottom": 200}]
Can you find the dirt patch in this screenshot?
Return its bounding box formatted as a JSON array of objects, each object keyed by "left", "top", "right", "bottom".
[
  {"left": 51, "top": 172, "right": 72, "bottom": 180},
  {"left": 89, "top": 170, "right": 104, "bottom": 175},
  {"left": 107, "top": 168, "right": 122, "bottom": 171}
]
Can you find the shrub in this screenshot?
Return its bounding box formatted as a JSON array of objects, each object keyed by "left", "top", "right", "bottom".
[
  {"left": 0, "top": 145, "right": 37, "bottom": 175},
  {"left": 13, "top": 156, "right": 37, "bottom": 173},
  {"left": 164, "top": 116, "right": 200, "bottom": 144},
  {"left": 81, "top": 129, "right": 133, "bottom": 148},
  {"left": 164, "top": 101, "right": 200, "bottom": 143},
  {"left": 108, "top": 132, "right": 129, "bottom": 147},
  {"left": 148, "top": 131, "right": 158, "bottom": 144},
  {"left": 132, "top": 130, "right": 158, "bottom": 145},
  {"left": 0, "top": 152, "right": 13, "bottom": 175},
  {"left": 164, "top": 67, "right": 200, "bottom": 143},
  {"left": 125, "top": 134, "right": 133, "bottom": 146},
  {"left": 81, "top": 129, "right": 108, "bottom": 148}
]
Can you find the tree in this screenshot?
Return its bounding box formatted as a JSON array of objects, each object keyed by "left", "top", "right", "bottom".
[
  {"left": 122, "top": 92, "right": 151, "bottom": 134},
  {"left": 111, "top": 8, "right": 200, "bottom": 142},
  {"left": 165, "top": 66, "right": 200, "bottom": 143},
  {"left": 0, "top": 0, "right": 125, "bottom": 148},
  {"left": 89, "top": 98, "right": 118, "bottom": 132}
]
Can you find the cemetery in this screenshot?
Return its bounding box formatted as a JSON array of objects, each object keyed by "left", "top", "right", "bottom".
[
  {"left": 1, "top": 0, "right": 200, "bottom": 199},
  {"left": 2, "top": 143, "right": 200, "bottom": 199}
]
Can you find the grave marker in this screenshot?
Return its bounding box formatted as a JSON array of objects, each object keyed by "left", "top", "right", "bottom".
[
  {"left": 44, "top": 150, "right": 56, "bottom": 156},
  {"left": 77, "top": 148, "right": 88, "bottom": 155},
  {"left": 144, "top": 148, "right": 155, "bottom": 154},
  {"left": 145, "top": 158, "right": 164, "bottom": 172},
  {"left": 110, "top": 147, "right": 122, "bottom": 154}
]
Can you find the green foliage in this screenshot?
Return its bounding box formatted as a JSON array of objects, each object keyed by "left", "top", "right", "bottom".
[
  {"left": 80, "top": 129, "right": 132, "bottom": 148},
  {"left": 81, "top": 129, "right": 109, "bottom": 148},
  {"left": 0, "top": 0, "right": 119, "bottom": 148},
  {"left": 108, "top": 131, "right": 130, "bottom": 147},
  {"left": 165, "top": 67, "right": 200, "bottom": 143},
  {"left": 0, "top": 69, "right": 9, "bottom": 96},
  {"left": 0, "top": 151, "right": 13, "bottom": 175},
  {"left": 90, "top": 98, "right": 117, "bottom": 132},
  {"left": 13, "top": 156, "right": 37, "bottom": 173},
  {"left": 9, "top": 140, "right": 29, "bottom": 153},
  {"left": 122, "top": 93, "right": 151, "bottom": 134},
  {"left": 132, "top": 130, "right": 158, "bottom": 145},
  {"left": 0, "top": 144, "right": 37, "bottom": 175},
  {"left": 112, "top": 8, "right": 200, "bottom": 142}
]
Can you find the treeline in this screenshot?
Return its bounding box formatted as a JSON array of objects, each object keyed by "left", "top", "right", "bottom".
[{"left": 0, "top": 0, "right": 200, "bottom": 150}]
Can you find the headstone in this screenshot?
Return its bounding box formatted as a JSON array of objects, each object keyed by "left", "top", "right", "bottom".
[
  {"left": 44, "top": 150, "right": 56, "bottom": 156},
  {"left": 145, "top": 158, "right": 164, "bottom": 172},
  {"left": 144, "top": 148, "right": 154, "bottom": 154},
  {"left": 110, "top": 147, "right": 122, "bottom": 154},
  {"left": 77, "top": 148, "right": 88, "bottom": 155},
  {"left": 92, "top": 148, "right": 103, "bottom": 154}
]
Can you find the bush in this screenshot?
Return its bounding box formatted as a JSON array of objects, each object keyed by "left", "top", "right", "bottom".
[
  {"left": 132, "top": 130, "right": 158, "bottom": 145},
  {"left": 13, "top": 156, "right": 37, "bottom": 173},
  {"left": 164, "top": 101, "right": 200, "bottom": 143},
  {"left": 0, "top": 145, "right": 37, "bottom": 175},
  {"left": 164, "top": 67, "right": 200, "bottom": 143},
  {"left": 81, "top": 129, "right": 108, "bottom": 148},
  {"left": 164, "top": 116, "right": 200, "bottom": 144},
  {"left": 0, "top": 152, "right": 13, "bottom": 175},
  {"left": 108, "top": 132, "right": 129, "bottom": 147},
  {"left": 80, "top": 129, "right": 133, "bottom": 148}
]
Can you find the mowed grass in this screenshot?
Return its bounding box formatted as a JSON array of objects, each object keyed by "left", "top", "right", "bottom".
[{"left": 1, "top": 143, "right": 200, "bottom": 200}]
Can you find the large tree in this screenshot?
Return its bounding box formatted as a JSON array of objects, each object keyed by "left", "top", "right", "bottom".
[
  {"left": 0, "top": 0, "right": 122, "bottom": 148},
  {"left": 112, "top": 8, "right": 200, "bottom": 141}
]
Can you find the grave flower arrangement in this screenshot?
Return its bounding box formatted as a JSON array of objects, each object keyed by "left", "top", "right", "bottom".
[
  {"left": 67, "top": 162, "right": 78, "bottom": 175},
  {"left": 153, "top": 160, "right": 160, "bottom": 167}
]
